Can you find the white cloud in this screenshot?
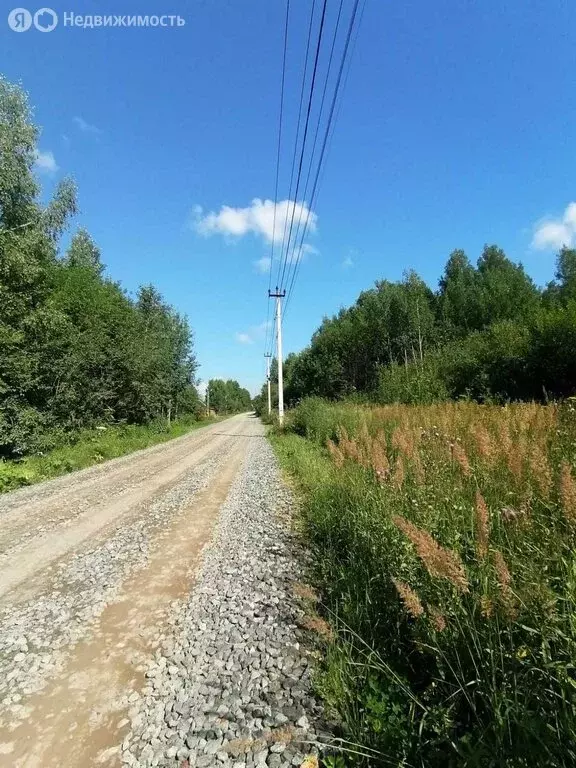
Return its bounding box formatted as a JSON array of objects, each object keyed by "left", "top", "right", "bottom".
[
  {"left": 255, "top": 319, "right": 272, "bottom": 335},
  {"left": 283, "top": 242, "right": 318, "bottom": 267},
  {"left": 252, "top": 241, "right": 317, "bottom": 273},
  {"left": 73, "top": 115, "right": 101, "bottom": 136},
  {"left": 254, "top": 256, "right": 272, "bottom": 274},
  {"left": 234, "top": 320, "right": 271, "bottom": 345},
  {"left": 194, "top": 198, "right": 317, "bottom": 244},
  {"left": 532, "top": 202, "right": 576, "bottom": 250},
  {"left": 342, "top": 255, "right": 354, "bottom": 269},
  {"left": 34, "top": 149, "right": 58, "bottom": 174}
]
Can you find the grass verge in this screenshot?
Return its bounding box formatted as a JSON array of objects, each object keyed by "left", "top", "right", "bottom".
[
  {"left": 270, "top": 397, "right": 576, "bottom": 767},
  {"left": 0, "top": 416, "right": 225, "bottom": 494}
]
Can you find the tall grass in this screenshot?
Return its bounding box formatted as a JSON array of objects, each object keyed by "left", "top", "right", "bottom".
[{"left": 272, "top": 397, "right": 576, "bottom": 766}]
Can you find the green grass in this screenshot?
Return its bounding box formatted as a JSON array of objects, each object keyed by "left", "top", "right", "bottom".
[
  {"left": 270, "top": 398, "right": 576, "bottom": 767},
  {"left": 0, "top": 416, "right": 225, "bottom": 494}
]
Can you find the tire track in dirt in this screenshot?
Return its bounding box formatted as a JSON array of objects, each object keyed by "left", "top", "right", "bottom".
[
  {"left": 0, "top": 421, "right": 231, "bottom": 559},
  {"left": 0, "top": 441, "right": 249, "bottom": 768}
]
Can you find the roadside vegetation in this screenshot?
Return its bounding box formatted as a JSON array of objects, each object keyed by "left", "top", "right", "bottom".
[
  {"left": 258, "top": 181, "right": 576, "bottom": 767},
  {"left": 0, "top": 74, "right": 255, "bottom": 488},
  {"left": 207, "top": 378, "right": 253, "bottom": 414},
  {"left": 0, "top": 415, "right": 227, "bottom": 494},
  {"left": 273, "top": 397, "right": 576, "bottom": 766},
  {"left": 0, "top": 75, "right": 202, "bottom": 461},
  {"left": 255, "top": 247, "right": 576, "bottom": 412}
]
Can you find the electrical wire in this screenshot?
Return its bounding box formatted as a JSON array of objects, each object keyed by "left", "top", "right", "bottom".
[
  {"left": 278, "top": 0, "right": 329, "bottom": 292},
  {"left": 273, "top": 0, "right": 318, "bottom": 295},
  {"left": 264, "top": 0, "right": 291, "bottom": 360},
  {"left": 280, "top": 0, "right": 345, "bottom": 300},
  {"left": 284, "top": 0, "right": 363, "bottom": 317},
  {"left": 264, "top": 0, "right": 365, "bottom": 385}
]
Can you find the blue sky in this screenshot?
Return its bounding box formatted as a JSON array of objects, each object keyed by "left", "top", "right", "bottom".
[{"left": 2, "top": 0, "right": 575, "bottom": 394}]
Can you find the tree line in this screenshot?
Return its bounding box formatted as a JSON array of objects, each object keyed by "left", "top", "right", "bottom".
[
  {"left": 256, "top": 244, "right": 576, "bottom": 410},
  {"left": 207, "top": 379, "right": 252, "bottom": 414},
  {"left": 0, "top": 75, "right": 201, "bottom": 458}
]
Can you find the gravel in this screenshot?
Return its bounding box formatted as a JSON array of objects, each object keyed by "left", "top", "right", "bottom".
[
  {"left": 122, "top": 433, "right": 328, "bottom": 768},
  {"left": 0, "top": 444, "right": 234, "bottom": 725}
]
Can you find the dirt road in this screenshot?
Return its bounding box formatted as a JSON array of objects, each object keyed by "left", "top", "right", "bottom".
[{"left": 0, "top": 414, "right": 276, "bottom": 767}]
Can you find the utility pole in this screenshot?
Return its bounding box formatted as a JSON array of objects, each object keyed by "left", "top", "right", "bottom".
[
  {"left": 206, "top": 382, "right": 210, "bottom": 417},
  {"left": 269, "top": 288, "right": 285, "bottom": 425},
  {"left": 264, "top": 353, "right": 272, "bottom": 415}
]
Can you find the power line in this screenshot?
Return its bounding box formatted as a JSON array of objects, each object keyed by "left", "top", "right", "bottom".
[
  {"left": 281, "top": 0, "right": 345, "bottom": 300},
  {"left": 308, "top": 0, "right": 367, "bottom": 216},
  {"left": 264, "top": 0, "right": 291, "bottom": 360},
  {"left": 264, "top": 0, "right": 365, "bottom": 415},
  {"left": 278, "top": 0, "right": 329, "bottom": 293},
  {"left": 284, "top": 0, "right": 363, "bottom": 317},
  {"left": 274, "top": 0, "right": 319, "bottom": 294}
]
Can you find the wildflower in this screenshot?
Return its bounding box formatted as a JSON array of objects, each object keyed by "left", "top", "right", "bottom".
[
  {"left": 451, "top": 443, "right": 472, "bottom": 478},
  {"left": 529, "top": 445, "right": 552, "bottom": 499},
  {"left": 507, "top": 449, "right": 523, "bottom": 481},
  {"left": 392, "top": 455, "right": 405, "bottom": 489},
  {"left": 370, "top": 438, "right": 389, "bottom": 477},
  {"left": 393, "top": 515, "right": 469, "bottom": 593},
  {"left": 343, "top": 437, "right": 360, "bottom": 463},
  {"left": 493, "top": 550, "right": 515, "bottom": 616},
  {"left": 498, "top": 420, "right": 512, "bottom": 458},
  {"left": 493, "top": 550, "right": 511, "bottom": 591},
  {"left": 412, "top": 453, "right": 426, "bottom": 485},
  {"left": 474, "top": 490, "right": 489, "bottom": 559},
  {"left": 392, "top": 578, "right": 424, "bottom": 618},
  {"left": 375, "top": 468, "right": 390, "bottom": 486},
  {"left": 516, "top": 645, "right": 529, "bottom": 660},
  {"left": 300, "top": 758, "right": 319, "bottom": 768},
  {"left": 559, "top": 461, "right": 576, "bottom": 523},
  {"left": 326, "top": 439, "right": 344, "bottom": 468},
  {"left": 472, "top": 424, "right": 494, "bottom": 463},
  {"left": 301, "top": 615, "right": 334, "bottom": 642},
  {"left": 480, "top": 595, "right": 493, "bottom": 618},
  {"left": 293, "top": 583, "right": 319, "bottom": 603},
  {"left": 428, "top": 605, "right": 447, "bottom": 632},
  {"left": 375, "top": 429, "right": 387, "bottom": 449}
]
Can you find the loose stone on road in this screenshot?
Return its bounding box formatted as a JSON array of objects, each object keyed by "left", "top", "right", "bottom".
[{"left": 0, "top": 414, "right": 325, "bottom": 767}]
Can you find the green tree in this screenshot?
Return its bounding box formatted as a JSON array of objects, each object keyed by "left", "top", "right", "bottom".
[
  {"left": 0, "top": 76, "right": 77, "bottom": 455},
  {"left": 207, "top": 379, "right": 251, "bottom": 414},
  {"left": 282, "top": 244, "right": 576, "bottom": 406},
  {"left": 65, "top": 228, "right": 104, "bottom": 274},
  {"left": 0, "top": 75, "right": 199, "bottom": 455},
  {"left": 475, "top": 244, "right": 539, "bottom": 327},
  {"left": 437, "top": 249, "right": 480, "bottom": 337}
]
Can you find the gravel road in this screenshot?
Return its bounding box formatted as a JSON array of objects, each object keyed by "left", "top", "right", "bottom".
[{"left": 0, "top": 414, "right": 326, "bottom": 768}]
